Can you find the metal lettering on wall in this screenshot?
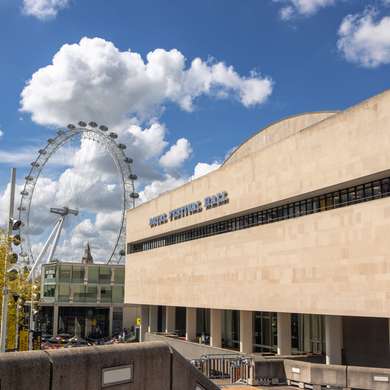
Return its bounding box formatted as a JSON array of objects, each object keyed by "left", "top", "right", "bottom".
[{"left": 149, "top": 191, "right": 228, "bottom": 227}]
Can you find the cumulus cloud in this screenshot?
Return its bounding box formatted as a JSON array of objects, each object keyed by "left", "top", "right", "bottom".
[
  {"left": 20, "top": 37, "right": 272, "bottom": 127},
  {"left": 337, "top": 8, "right": 390, "bottom": 68},
  {"left": 22, "top": 0, "right": 70, "bottom": 20},
  {"left": 275, "top": 0, "right": 336, "bottom": 20},
  {"left": 191, "top": 161, "right": 221, "bottom": 180},
  {"left": 139, "top": 174, "right": 187, "bottom": 202},
  {"left": 159, "top": 138, "right": 192, "bottom": 170},
  {"left": 14, "top": 36, "right": 273, "bottom": 262}
]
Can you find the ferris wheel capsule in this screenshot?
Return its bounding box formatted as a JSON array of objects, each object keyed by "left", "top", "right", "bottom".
[
  {"left": 124, "top": 157, "right": 133, "bottom": 164},
  {"left": 118, "top": 143, "right": 126, "bottom": 150},
  {"left": 78, "top": 121, "right": 87, "bottom": 127},
  {"left": 89, "top": 121, "right": 98, "bottom": 128},
  {"left": 38, "top": 149, "right": 47, "bottom": 155},
  {"left": 47, "top": 138, "right": 54, "bottom": 144},
  {"left": 99, "top": 125, "right": 108, "bottom": 131},
  {"left": 109, "top": 132, "right": 118, "bottom": 139},
  {"left": 67, "top": 124, "right": 76, "bottom": 130},
  {"left": 129, "top": 174, "right": 137, "bottom": 180},
  {"left": 31, "top": 162, "right": 40, "bottom": 167},
  {"left": 130, "top": 192, "right": 139, "bottom": 199}
]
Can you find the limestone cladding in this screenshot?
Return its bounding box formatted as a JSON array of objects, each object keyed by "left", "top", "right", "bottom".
[{"left": 125, "top": 89, "right": 390, "bottom": 318}]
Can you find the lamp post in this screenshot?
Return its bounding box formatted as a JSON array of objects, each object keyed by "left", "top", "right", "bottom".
[{"left": 0, "top": 168, "right": 16, "bottom": 352}]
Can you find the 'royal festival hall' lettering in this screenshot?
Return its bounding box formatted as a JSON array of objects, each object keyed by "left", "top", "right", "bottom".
[{"left": 149, "top": 191, "right": 228, "bottom": 227}]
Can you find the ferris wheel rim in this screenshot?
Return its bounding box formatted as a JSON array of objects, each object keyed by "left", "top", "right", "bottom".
[{"left": 17, "top": 122, "right": 138, "bottom": 267}]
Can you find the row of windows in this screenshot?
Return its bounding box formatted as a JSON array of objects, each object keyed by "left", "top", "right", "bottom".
[
  {"left": 128, "top": 176, "right": 390, "bottom": 254},
  {"left": 44, "top": 265, "right": 125, "bottom": 285},
  {"left": 43, "top": 283, "right": 124, "bottom": 303}
]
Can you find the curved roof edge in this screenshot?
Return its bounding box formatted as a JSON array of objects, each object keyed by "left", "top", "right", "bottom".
[{"left": 222, "top": 111, "right": 339, "bottom": 167}]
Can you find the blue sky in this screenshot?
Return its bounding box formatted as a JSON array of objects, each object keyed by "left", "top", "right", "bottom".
[{"left": 0, "top": 0, "right": 389, "bottom": 261}]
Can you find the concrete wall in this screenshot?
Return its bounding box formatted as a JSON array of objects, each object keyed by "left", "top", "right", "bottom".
[
  {"left": 125, "top": 90, "right": 390, "bottom": 319},
  {"left": 0, "top": 342, "right": 218, "bottom": 390}
]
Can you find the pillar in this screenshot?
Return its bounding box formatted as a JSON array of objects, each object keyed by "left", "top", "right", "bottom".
[
  {"left": 325, "top": 315, "right": 343, "bottom": 365},
  {"left": 277, "top": 312, "right": 291, "bottom": 355},
  {"left": 53, "top": 305, "right": 59, "bottom": 336},
  {"left": 140, "top": 305, "right": 149, "bottom": 342},
  {"left": 148, "top": 305, "right": 158, "bottom": 333},
  {"left": 240, "top": 310, "right": 253, "bottom": 354},
  {"left": 165, "top": 306, "right": 176, "bottom": 333},
  {"left": 186, "top": 307, "right": 197, "bottom": 341},
  {"left": 210, "top": 309, "right": 222, "bottom": 348},
  {"left": 108, "top": 306, "right": 114, "bottom": 337},
  {"left": 303, "top": 314, "right": 311, "bottom": 352}
]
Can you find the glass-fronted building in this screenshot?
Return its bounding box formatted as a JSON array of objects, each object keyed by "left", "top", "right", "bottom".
[{"left": 39, "top": 262, "right": 137, "bottom": 338}]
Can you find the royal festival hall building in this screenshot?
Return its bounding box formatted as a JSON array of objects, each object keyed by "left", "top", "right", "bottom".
[{"left": 125, "top": 90, "right": 390, "bottom": 370}]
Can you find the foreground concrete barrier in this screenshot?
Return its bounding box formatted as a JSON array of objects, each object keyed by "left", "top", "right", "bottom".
[
  {"left": 251, "top": 359, "right": 286, "bottom": 386},
  {"left": 0, "top": 341, "right": 218, "bottom": 390},
  {"left": 347, "top": 365, "right": 390, "bottom": 390},
  {"left": 0, "top": 350, "right": 51, "bottom": 390},
  {"left": 284, "top": 359, "right": 347, "bottom": 389}
]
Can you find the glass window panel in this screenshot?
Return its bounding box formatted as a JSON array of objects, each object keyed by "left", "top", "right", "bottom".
[
  {"left": 356, "top": 185, "right": 364, "bottom": 201},
  {"left": 59, "top": 265, "right": 72, "bottom": 283},
  {"left": 72, "top": 265, "right": 85, "bottom": 283},
  {"left": 319, "top": 196, "right": 326, "bottom": 211},
  {"left": 100, "top": 286, "right": 112, "bottom": 303},
  {"left": 73, "top": 285, "right": 86, "bottom": 302},
  {"left": 44, "top": 266, "right": 57, "bottom": 283},
  {"left": 381, "top": 178, "right": 390, "bottom": 195},
  {"left": 373, "top": 181, "right": 381, "bottom": 198},
  {"left": 58, "top": 284, "right": 70, "bottom": 302},
  {"left": 85, "top": 286, "right": 97, "bottom": 303},
  {"left": 312, "top": 198, "right": 320, "bottom": 212},
  {"left": 326, "top": 194, "right": 333, "bottom": 210},
  {"left": 364, "top": 183, "right": 373, "bottom": 198},
  {"left": 340, "top": 190, "right": 348, "bottom": 204},
  {"left": 43, "top": 285, "right": 56, "bottom": 297},
  {"left": 112, "top": 286, "right": 124, "bottom": 303},
  {"left": 333, "top": 192, "right": 340, "bottom": 207},
  {"left": 88, "top": 267, "right": 99, "bottom": 283},
  {"left": 300, "top": 201, "right": 307, "bottom": 215},
  {"left": 348, "top": 188, "right": 356, "bottom": 203},
  {"left": 114, "top": 269, "right": 124, "bottom": 284},
  {"left": 99, "top": 267, "right": 111, "bottom": 284}
]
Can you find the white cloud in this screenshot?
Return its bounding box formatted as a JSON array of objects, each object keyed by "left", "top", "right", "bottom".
[
  {"left": 22, "top": 0, "right": 70, "bottom": 20},
  {"left": 275, "top": 0, "right": 336, "bottom": 20},
  {"left": 191, "top": 161, "right": 221, "bottom": 180},
  {"left": 159, "top": 138, "right": 192, "bottom": 170},
  {"left": 20, "top": 37, "right": 272, "bottom": 127},
  {"left": 0, "top": 129, "right": 3, "bottom": 139},
  {"left": 14, "top": 37, "right": 273, "bottom": 262},
  {"left": 337, "top": 8, "right": 390, "bottom": 68}
]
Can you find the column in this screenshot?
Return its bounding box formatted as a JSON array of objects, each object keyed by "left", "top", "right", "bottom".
[
  {"left": 277, "top": 312, "right": 292, "bottom": 355},
  {"left": 140, "top": 305, "right": 149, "bottom": 342},
  {"left": 303, "top": 314, "right": 311, "bottom": 352},
  {"left": 210, "top": 309, "right": 222, "bottom": 348},
  {"left": 186, "top": 307, "right": 197, "bottom": 342},
  {"left": 108, "top": 306, "right": 114, "bottom": 337},
  {"left": 53, "top": 305, "right": 59, "bottom": 336},
  {"left": 165, "top": 306, "right": 176, "bottom": 333},
  {"left": 325, "top": 315, "right": 343, "bottom": 365},
  {"left": 148, "top": 305, "right": 158, "bottom": 333},
  {"left": 240, "top": 310, "right": 253, "bottom": 354}
]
